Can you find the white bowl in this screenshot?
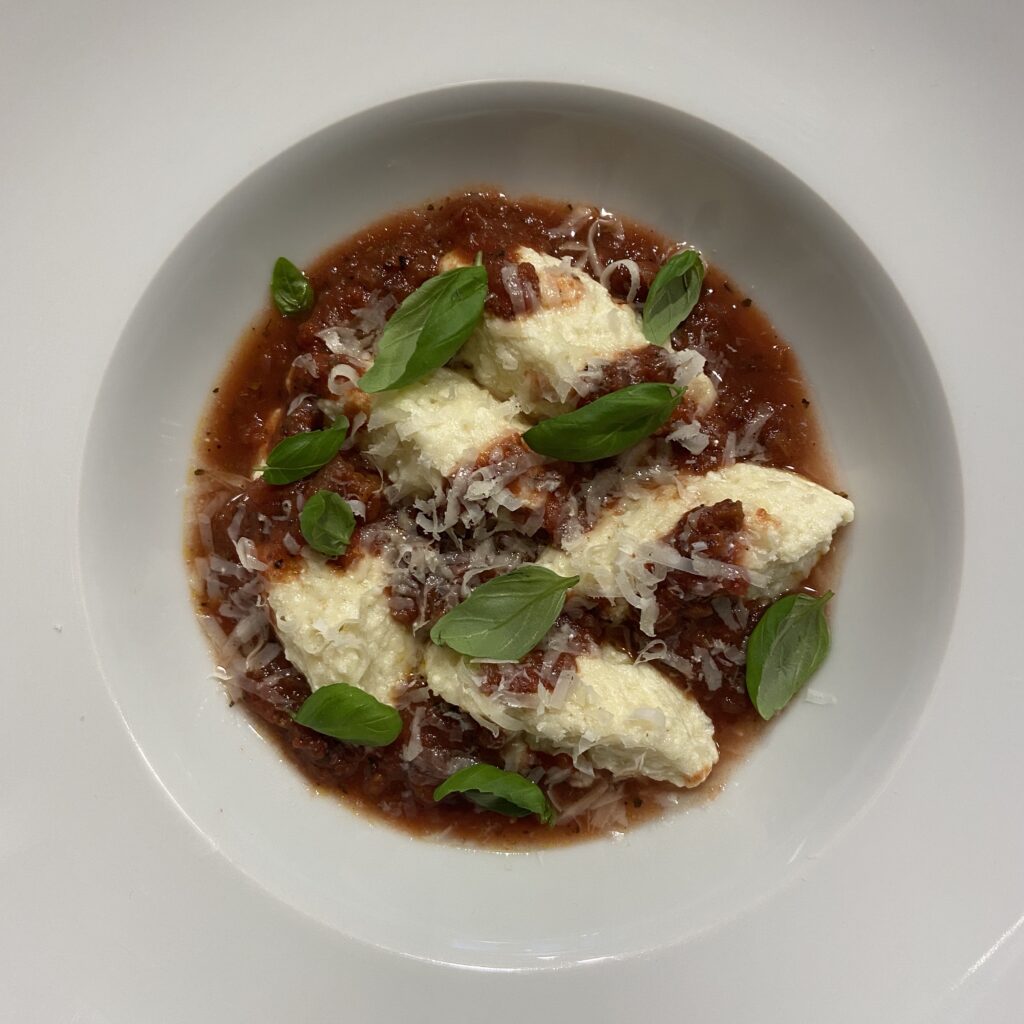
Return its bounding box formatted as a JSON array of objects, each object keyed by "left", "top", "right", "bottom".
[{"left": 78, "top": 82, "right": 961, "bottom": 969}]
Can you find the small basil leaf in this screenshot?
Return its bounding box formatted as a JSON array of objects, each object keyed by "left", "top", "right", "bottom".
[
  {"left": 746, "top": 591, "right": 833, "bottom": 720},
  {"left": 434, "top": 764, "right": 555, "bottom": 825},
  {"left": 271, "top": 257, "right": 315, "bottom": 316},
  {"left": 259, "top": 417, "right": 349, "bottom": 485},
  {"left": 642, "top": 249, "right": 705, "bottom": 345},
  {"left": 299, "top": 490, "right": 355, "bottom": 556},
  {"left": 293, "top": 683, "right": 402, "bottom": 747},
  {"left": 522, "top": 383, "right": 684, "bottom": 462},
  {"left": 464, "top": 792, "right": 535, "bottom": 818},
  {"left": 429, "top": 565, "right": 578, "bottom": 661},
  {"left": 358, "top": 262, "right": 487, "bottom": 393}
]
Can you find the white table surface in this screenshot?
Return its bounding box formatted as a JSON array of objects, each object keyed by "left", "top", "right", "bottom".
[{"left": 2, "top": 1, "right": 1022, "bottom": 1020}]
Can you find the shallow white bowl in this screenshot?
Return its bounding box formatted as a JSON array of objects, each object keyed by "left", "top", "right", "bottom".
[{"left": 79, "top": 82, "right": 961, "bottom": 969}]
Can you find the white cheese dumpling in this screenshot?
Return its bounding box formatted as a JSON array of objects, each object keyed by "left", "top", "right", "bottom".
[
  {"left": 266, "top": 552, "right": 420, "bottom": 705},
  {"left": 442, "top": 247, "right": 717, "bottom": 418},
  {"left": 540, "top": 462, "right": 854, "bottom": 632},
  {"left": 681, "top": 462, "right": 855, "bottom": 598},
  {"left": 423, "top": 644, "right": 717, "bottom": 788},
  {"left": 362, "top": 367, "right": 529, "bottom": 499}
]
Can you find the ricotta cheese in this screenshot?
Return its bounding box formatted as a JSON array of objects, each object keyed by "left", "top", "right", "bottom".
[
  {"left": 443, "top": 247, "right": 717, "bottom": 418},
  {"left": 423, "top": 643, "right": 717, "bottom": 787},
  {"left": 266, "top": 552, "right": 420, "bottom": 705},
  {"left": 540, "top": 463, "right": 854, "bottom": 631},
  {"left": 679, "top": 462, "right": 855, "bottom": 598},
  {"left": 363, "top": 367, "right": 528, "bottom": 498}
]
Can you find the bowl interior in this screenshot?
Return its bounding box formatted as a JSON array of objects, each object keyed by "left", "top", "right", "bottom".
[{"left": 78, "top": 82, "right": 962, "bottom": 968}]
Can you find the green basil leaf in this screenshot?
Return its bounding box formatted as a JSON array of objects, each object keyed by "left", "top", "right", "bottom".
[
  {"left": 429, "top": 565, "right": 578, "bottom": 661},
  {"left": 358, "top": 262, "right": 488, "bottom": 392},
  {"left": 434, "top": 764, "right": 555, "bottom": 825},
  {"left": 259, "top": 417, "right": 349, "bottom": 484},
  {"left": 299, "top": 490, "right": 355, "bottom": 556},
  {"left": 642, "top": 249, "right": 705, "bottom": 345},
  {"left": 271, "top": 256, "right": 315, "bottom": 316},
  {"left": 746, "top": 591, "right": 833, "bottom": 720},
  {"left": 293, "top": 683, "right": 402, "bottom": 747},
  {"left": 522, "top": 383, "right": 684, "bottom": 462}
]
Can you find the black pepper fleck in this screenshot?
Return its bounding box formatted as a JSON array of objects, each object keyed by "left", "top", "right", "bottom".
[{"left": 741, "top": 297, "right": 753, "bottom": 308}]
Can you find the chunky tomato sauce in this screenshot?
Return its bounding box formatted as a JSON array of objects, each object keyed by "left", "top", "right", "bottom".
[{"left": 188, "top": 192, "right": 840, "bottom": 845}]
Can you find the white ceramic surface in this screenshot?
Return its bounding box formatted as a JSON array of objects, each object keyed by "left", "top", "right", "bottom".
[{"left": 2, "top": 2, "right": 1022, "bottom": 1021}]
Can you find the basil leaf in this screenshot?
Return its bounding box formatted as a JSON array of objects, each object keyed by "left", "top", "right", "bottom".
[
  {"left": 522, "top": 383, "right": 684, "bottom": 462},
  {"left": 259, "top": 418, "right": 348, "bottom": 485},
  {"left": 746, "top": 591, "right": 833, "bottom": 720},
  {"left": 642, "top": 249, "right": 705, "bottom": 345},
  {"left": 271, "top": 257, "right": 315, "bottom": 316},
  {"left": 434, "top": 764, "right": 555, "bottom": 825},
  {"left": 299, "top": 490, "right": 355, "bottom": 556},
  {"left": 358, "top": 262, "right": 488, "bottom": 393},
  {"left": 293, "top": 683, "right": 402, "bottom": 747},
  {"left": 429, "top": 565, "right": 578, "bottom": 661}
]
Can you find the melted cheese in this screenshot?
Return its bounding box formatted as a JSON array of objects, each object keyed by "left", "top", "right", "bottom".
[
  {"left": 423, "top": 644, "right": 717, "bottom": 787},
  {"left": 266, "top": 552, "right": 420, "bottom": 705},
  {"left": 443, "top": 247, "right": 716, "bottom": 417}
]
